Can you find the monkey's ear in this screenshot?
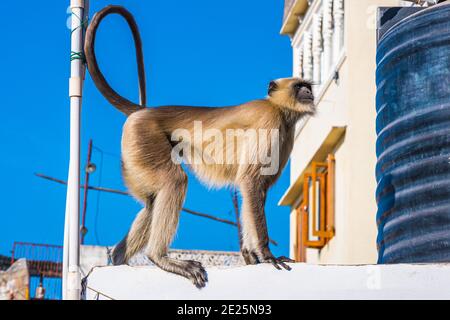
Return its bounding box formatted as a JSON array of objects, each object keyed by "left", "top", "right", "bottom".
[{"left": 268, "top": 81, "right": 278, "bottom": 96}]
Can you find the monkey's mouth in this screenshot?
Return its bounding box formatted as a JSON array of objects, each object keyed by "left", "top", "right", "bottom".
[
  {"left": 296, "top": 90, "right": 315, "bottom": 104},
  {"left": 298, "top": 97, "right": 315, "bottom": 105}
]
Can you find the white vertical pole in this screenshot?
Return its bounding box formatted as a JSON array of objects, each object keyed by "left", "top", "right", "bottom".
[
  {"left": 63, "top": 0, "right": 89, "bottom": 300},
  {"left": 333, "top": 0, "right": 344, "bottom": 61},
  {"left": 312, "top": 13, "right": 323, "bottom": 85},
  {"left": 303, "top": 31, "right": 313, "bottom": 82},
  {"left": 62, "top": 189, "right": 69, "bottom": 299},
  {"left": 323, "top": 0, "right": 334, "bottom": 78}
]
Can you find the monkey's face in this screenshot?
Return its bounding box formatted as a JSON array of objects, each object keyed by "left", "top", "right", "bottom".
[{"left": 268, "top": 78, "right": 315, "bottom": 114}]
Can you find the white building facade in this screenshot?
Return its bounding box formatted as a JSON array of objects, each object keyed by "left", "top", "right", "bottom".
[{"left": 279, "top": 0, "right": 419, "bottom": 264}]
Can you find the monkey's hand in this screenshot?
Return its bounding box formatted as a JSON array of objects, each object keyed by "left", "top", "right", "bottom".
[{"left": 241, "top": 247, "right": 295, "bottom": 271}]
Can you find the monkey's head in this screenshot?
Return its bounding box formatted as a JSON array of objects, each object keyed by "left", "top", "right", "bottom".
[{"left": 267, "top": 78, "right": 315, "bottom": 114}]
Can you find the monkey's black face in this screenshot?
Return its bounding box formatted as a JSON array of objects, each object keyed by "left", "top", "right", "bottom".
[
  {"left": 267, "top": 78, "right": 315, "bottom": 114},
  {"left": 293, "top": 81, "right": 314, "bottom": 105}
]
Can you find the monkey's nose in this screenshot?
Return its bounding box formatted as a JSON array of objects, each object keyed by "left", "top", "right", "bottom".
[{"left": 301, "top": 87, "right": 312, "bottom": 96}]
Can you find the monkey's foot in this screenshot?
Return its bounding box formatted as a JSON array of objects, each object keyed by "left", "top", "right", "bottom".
[
  {"left": 242, "top": 248, "right": 295, "bottom": 271},
  {"left": 151, "top": 256, "right": 208, "bottom": 289},
  {"left": 181, "top": 259, "right": 208, "bottom": 289}
]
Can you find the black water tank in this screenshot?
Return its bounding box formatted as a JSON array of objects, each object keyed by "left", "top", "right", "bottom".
[{"left": 376, "top": 3, "right": 450, "bottom": 263}]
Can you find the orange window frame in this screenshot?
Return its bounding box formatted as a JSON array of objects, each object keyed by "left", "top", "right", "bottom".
[{"left": 295, "top": 154, "right": 335, "bottom": 262}]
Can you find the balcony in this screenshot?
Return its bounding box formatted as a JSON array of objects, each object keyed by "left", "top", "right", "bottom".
[
  {"left": 281, "top": 0, "right": 309, "bottom": 35},
  {"left": 283, "top": 0, "right": 296, "bottom": 22},
  {"left": 291, "top": 0, "right": 345, "bottom": 103}
]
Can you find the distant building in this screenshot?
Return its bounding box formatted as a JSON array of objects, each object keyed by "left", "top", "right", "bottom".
[
  {"left": 3, "top": 242, "right": 243, "bottom": 300},
  {"left": 10, "top": 242, "right": 62, "bottom": 300},
  {"left": 0, "top": 259, "right": 29, "bottom": 300},
  {"left": 279, "top": 0, "right": 418, "bottom": 264}
]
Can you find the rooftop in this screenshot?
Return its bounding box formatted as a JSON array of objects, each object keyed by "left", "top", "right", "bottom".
[{"left": 84, "top": 263, "right": 450, "bottom": 300}]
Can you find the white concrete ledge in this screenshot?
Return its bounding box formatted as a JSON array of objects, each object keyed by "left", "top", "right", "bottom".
[{"left": 84, "top": 263, "right": 450, "bottom": 300}]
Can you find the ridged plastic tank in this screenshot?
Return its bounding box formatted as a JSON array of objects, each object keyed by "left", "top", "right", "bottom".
[{"left": 376, "top": 3, "right": 450, "bottom": 263}]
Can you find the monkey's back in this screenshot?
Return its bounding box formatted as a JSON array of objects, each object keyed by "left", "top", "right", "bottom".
[{"left": 121, "top": 101, "right": 286, "bottom": 190}]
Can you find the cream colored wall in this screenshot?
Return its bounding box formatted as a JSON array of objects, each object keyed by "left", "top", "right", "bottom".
[{"left": 287, "top": 0, "right": 401, "bottom": 264}]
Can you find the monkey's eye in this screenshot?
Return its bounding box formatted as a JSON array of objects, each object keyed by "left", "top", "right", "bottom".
[{"left": 294, "top": 82, "right": 311, "bottom": 91}]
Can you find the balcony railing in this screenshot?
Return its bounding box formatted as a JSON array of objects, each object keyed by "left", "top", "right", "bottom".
[
  {"left": 290, "top": 0, "right": 345, "bottom": 138},
  {"left": 294, "top": 0, "right": 345, "bottom": 93}
]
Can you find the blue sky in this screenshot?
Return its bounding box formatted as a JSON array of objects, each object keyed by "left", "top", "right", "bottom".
[{"left": 0, "top": 0, "right": 293, "bottom": 258}]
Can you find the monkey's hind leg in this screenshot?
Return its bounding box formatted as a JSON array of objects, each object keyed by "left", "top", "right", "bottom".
[
  {"left": 145, "top": 167, "right": 208, "bottom": 288},
  {"left": 112, "top": 196, "right": 155, "bottom": 265}
]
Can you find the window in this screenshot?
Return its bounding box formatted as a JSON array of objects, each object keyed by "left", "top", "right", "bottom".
[{"left": 295, "top": 154, "right": 335, "bottom": 262}]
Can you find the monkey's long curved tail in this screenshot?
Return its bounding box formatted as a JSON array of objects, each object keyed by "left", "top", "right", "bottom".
[{"left": 84, "top": 5, "right": 146, "bottom": 116}]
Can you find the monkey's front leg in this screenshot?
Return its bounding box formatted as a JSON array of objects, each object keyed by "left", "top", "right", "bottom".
[{"left": 239, "top": 182, "right": 295, "bottom": 270}]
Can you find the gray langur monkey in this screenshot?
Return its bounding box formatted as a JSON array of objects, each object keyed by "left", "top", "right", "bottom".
[{"left": 84, "top": 5, "right": 315, "bottom": 288}]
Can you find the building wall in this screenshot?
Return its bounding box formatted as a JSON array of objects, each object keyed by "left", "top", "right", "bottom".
[{"left": 282, "top": 0, "right": 403, "bottom": 265}]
